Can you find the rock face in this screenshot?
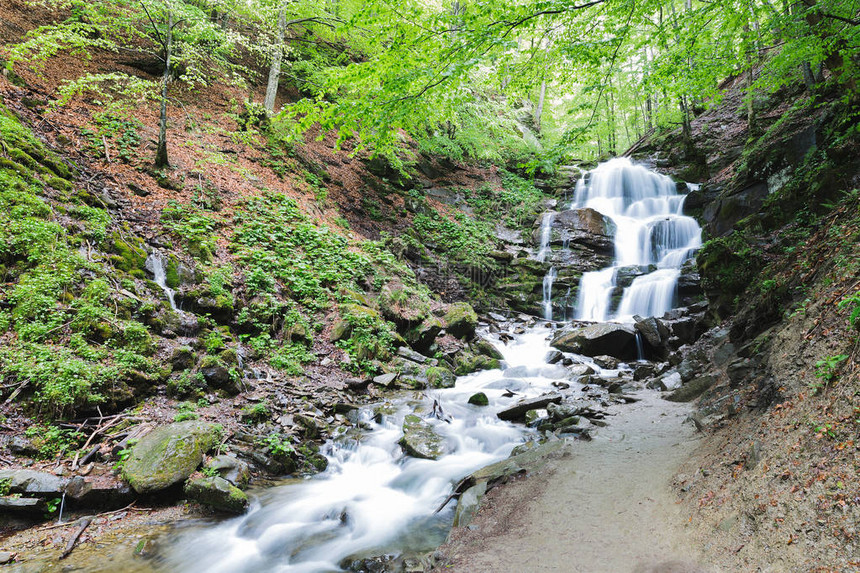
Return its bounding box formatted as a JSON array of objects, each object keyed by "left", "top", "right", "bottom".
[
  {"left": 184, "top": 476, "right": 249, "bottom": 514},
  {"left": 399, "top": 415, "right": 447, "bottom": 460},
  {"left": 551, "top": 323, "right": 637, "bottom": 360},
  {"left": 537, "top": 208, "right": 616, "bottom": 254},
  {"left": 123, "top": 421, "right": 221, "bottom": 494},
  {"left": 0, "top": 469, "right": 65, "bottom": 497}
]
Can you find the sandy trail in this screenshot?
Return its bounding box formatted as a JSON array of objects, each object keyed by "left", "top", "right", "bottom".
[{"left": 437, "top": 392, "right": 711, "bottom": 573}]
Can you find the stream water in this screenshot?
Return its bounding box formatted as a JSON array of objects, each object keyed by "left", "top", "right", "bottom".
[{"left": 155, "top": 329, "right": 602, "bottom": 573}]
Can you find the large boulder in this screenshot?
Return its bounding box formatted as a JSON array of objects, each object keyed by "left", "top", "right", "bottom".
[
  {"left": 399, "top": 415, "right": 447, "bottom": 460},
  {"left": 0, "top": 470, "right": 65, "bottom": 497},
  {"left": 535, "top": 208, "right": 616, "bottom": 254},
  {"left": 123, "top": 421, "right": 221, "bottom": 494},
  {"left": 406, "top": 316, "right": 444, "bottom": 353},
  {"left": 444, "top": 302, "right": 478, "bottom": 339},
  {"left": 551, "top": 323, "right": 637, "bottom": 360},
  {"left": 184, "top": 476, "right": 249, "bottom": 514},
  {"left": 497, "top": 393, "right": 563, "bottom": 422}
]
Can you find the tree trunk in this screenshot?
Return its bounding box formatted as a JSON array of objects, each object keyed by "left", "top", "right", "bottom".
[
  {"left": 264, "top": 7, "right": 287, "bottom": 114},
  {"left": 534, "top": 78, "right": 547, "bottom": 133},
  {"left": 155, "top": 4, "right": 172, "bottom": 169}
]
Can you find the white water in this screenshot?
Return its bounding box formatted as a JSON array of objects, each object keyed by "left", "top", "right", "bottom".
[
  {"left": 159, "top": 329, "right": 588, "bottom": 573},
  {"left": 145, "top": 251, "right": 178, "bottom": 310},
  {"left": 571, "top": 158, "right": 702, "bottom": 322}
]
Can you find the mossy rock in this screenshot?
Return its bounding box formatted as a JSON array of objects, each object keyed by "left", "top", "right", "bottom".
[
  {"left": 468, "top": 392, "right": 489, "bottom": 406},
  {"left": 427, "top": 366, "right": 456, "bottom": 389},
  {"left": 406, "top": 316, "right": 443, "bottom": 353},
  {"left": 399, "top": 414, "right": 446, "bottom": 460},
  {"left": 471, "top": 337, "right": 503, "bottom": 360},
  {"left": 444, "top": 302, "right": 478, "bottom": 339},
  {"left": 171, "top": 346, "right": 195, "bottom": 370},
  {"left": 454, "top": 351, "right": 501, "bottom": 375},
  {"left": 109, "top": 234, "right": 147, "bottom": 274},
  {"left": 184, "top": 476, "right": 248, "bottom": 514},
  {"left": 122, "top": 421, "right": 221, "bottom": 494}
]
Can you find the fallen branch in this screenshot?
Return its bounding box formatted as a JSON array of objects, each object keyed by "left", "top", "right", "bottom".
[
  {"left": 72, "top": 415, "right": 127, "bottom": 470},
  {"left": 39, "top": 502, "right": 145, "bottom": 531},
  {"left": 59, "top": 517, "right": 91, "bottom": 559}
]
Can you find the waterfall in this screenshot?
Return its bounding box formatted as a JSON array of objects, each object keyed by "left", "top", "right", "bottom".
[
  {"left": 535, "top": 212, "right": 554, "bottom": 263},
  {"left": 145, "top": 251, "right": 178, "bottom": 310},
  {"left": 571, "top": 157, "right": 701, "bottom": 322},
  {"left": 542, "top": 267, "right": 557, "bottom": 321}
]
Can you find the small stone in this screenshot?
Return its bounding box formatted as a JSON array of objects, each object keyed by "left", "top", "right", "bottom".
[
  {"left": 0, "top": 552, "right": 14, "bottom": 565},
  {"left": 468, "top": 392, "right": 489, "bottom": 406}
]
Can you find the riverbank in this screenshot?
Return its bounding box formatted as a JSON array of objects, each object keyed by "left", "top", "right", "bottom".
[{"left": 434, "top": 391, "right": 707, "bottom": 573}]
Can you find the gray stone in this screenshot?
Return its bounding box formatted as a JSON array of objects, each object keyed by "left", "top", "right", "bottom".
[
  {"left": 184, "top": 476, "right": 249, "bottom": 514},
  {"left": 676, "top": 359, "right": 700, "bottom": 382},
  {"left": 472, "top": 337, "right": 504, "bottom": 360},
  {"left": 567, "top": 364, "right": 596, "bottom": 378},
  {"left": 0, "top": 496, "right": 47, "bottom": 514},
  {"left": 592, "top": 355, "right": 619, "bottom": 369},
  {"left": 407, "top": 317, "right": 443, "bottom": 353},
  {"left": 727, "top": 358, "right": 754, "bottom": 386},
  {"left": 634, "top": 316, "right": 670, "bottom": 347},
  {"left": 373, "top": 372, "right": 399, "bottom": 387},
  {"left": 397, "top": 346, "right": 429, "bottom": 364},
  {"left": 122, "top": 421, "right": 221, "bottom": 494},
  {"left": 497, "top": 393, "right": 563, "bottom": 422},
  {"left": 552, "top": 323, "right": 637, "bottom": 360},
  {"left": 544, "top": 350, "right": 563, "bottom": 364},
  {"left": 399, "top": 415, "right": 447, "bottom": 460},
  {"left": 7, "top": 436, "right": 39, "bottom": 457},
  {"left": 0, "top": 470, "right": 65, "bottom": 497},
  {"left": 452, "top": 482, "right": 487, "bottom": 528},
  {"left": 666, "top": 375, "right": 717, "bottom": 402},
  {"left": 427, "top": 367, "right": 456, "bottom": 389},
  {"left": 206, "top": 454, "right": 251, "bottom": 487}
]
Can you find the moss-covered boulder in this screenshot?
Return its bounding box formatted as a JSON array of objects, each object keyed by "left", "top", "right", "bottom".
[
  {"left": 399, "top": 415, "right": 447, "bottom": 460},
  {"left": 184, "top": 476, "right": 248, "bottom": 514},
  {"left": 468, "top": 392, "right": 489, "bottom": 406},
  {"left": 427, "top": 366, "right": 456, "bottom": 389},
  {"left": 454, "top": 351, "right": 501, "bottom": 375},
  {"left": 407, "top": 316, "right": 444, "bottom": 353},
  {"left": 122, "top": 421, "right": 221, "bottom": 494},
  {"left": 444, "top": 302, "right": 478, "bottom": 339},
  {"left": 471, "top": 337, "right": 503, "bottom": 360}
]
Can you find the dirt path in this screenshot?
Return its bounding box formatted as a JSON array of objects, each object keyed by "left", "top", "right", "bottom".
[{"left": 436, "top": 392, "right": 710, "bottom": 573}]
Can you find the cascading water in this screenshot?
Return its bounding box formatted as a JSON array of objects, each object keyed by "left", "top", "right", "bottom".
[
  {"left": 536, "top": 212, "right": 556, "bottom": 320},
  {"left": 151, "top": 329, "right": 593, "bottom": 573},
  {"left": 145, "top": 251, "right": 178, "bottom": 310},
  {"left": 570, "top": 157, "right": 702, "bottom": 322}
]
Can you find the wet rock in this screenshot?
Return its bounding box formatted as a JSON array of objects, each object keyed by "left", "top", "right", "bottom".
[
  {"left": 676, "top": 358, "right": 700, "bottom": 382},
  {"left": 0, "top": 497, "right": 46, "bottom": 514},
  {"left": 406, "top": 316, "right": 443, "bottom": 353},
  {"left": 184, "top": 476, "right": 249, "bottom": 514},
  {"left": 468, "top": 392, "right": 489, "bottom": 406},
  {"left": 551, "top": 323, "right": 637, "bottom": 360},
  {"left": 200, "top": 363, "right": 240, "bottom": 395},
  {"left": 397, "top": 346, "right": 430, "bottom": 364},
  {"left": 633, "top": 363, "right": 656, "bottom": 381},
  {"left": 372, "top": 372, "right": 399, "bottom": 387},
  {"left": 205, "top": 455, "right": 251, "bottom": 488},
  {"left": 592, "top": 355, "right": 619, "bottom": 369},
  {"left": 122, "top": 421, "right": 221, "bottom": 494},
  {"left": 727, "top": 357, "right": 755, "bottom": 386},
  {"left": 544, "top": 350, "right": 563, "bottom": 364},
  {"left": 454, "top": 352, "right": 501, "bottom": 375},
  {"left": 170, "top": 346, "right": 195, "bottom": 370},
  {"left": 0, "top": 469, "right": 65, "bottom": 497},
  {"left": 399, "top": 415, "right": 447, "bottom": 460},
  {"left": 497, "top": 393, "right": 563, "bottom": 422},
  {"left": 444, "top": 302, "right": 478, "bottom": 339},
  {"left": 538, "top": 208, "right": 616, "bottom": 254},
  {"left": 633, "top": 315, "right": 670, "bottom": 348},
  {"left": 6, "top": 436, "right": 39, "bottom": 457},
  {"left": 427, "top": 367, "right": 456, "bottom": 389},
  {"left": 295, "top": 414, "right": 322, "bottom": 439},
  {"left": 567, "top": 364, "right": 596, "bottom": 378},
  {"left": 453, "top": 482, "right": 487, "bottom": 528},
  {"left": 472, "top": 337, "right": 504, "bottom": 360},
  {"left": 666, "top": 375, "right": 717, "bottom": 402}
]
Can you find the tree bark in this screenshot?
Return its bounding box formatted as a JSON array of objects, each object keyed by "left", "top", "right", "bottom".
[
  {"left": 264, "top": 6, "right": 287, "bottom": 114},
  {"left": 154, "top": 3, "right": 172, "bottom": 169}
]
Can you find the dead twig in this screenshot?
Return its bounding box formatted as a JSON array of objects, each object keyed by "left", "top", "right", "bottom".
[{"left": 59, "top": 517, "right": 92, "bottom": 559}]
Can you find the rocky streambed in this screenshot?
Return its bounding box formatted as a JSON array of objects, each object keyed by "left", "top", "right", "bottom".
[{"left": 0, "top": 308, "right": 717, "bottom": 573}]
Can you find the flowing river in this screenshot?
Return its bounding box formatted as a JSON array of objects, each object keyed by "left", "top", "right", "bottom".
[{"left": 153, "top": 328, "right": 603, "bottom": 573}]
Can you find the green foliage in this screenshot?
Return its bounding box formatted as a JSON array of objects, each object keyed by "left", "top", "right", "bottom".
[
  {"left": 161, "top": 201, "right": 217, "bottom": 261},
  {"left": 241, "top": 401, "right": 271, "bottom": 423},
  {"left": 270, "top": 343, "right": 316, "bottom": 376},
  {"left": 257, "top": 432, "right": 294, "bottom": 458},
  {"left": 465, "top": 171, "right": 548, "bottom": 230},
  {"left": 79, "top": 112, "right": 143, "bottom": 163},
  {"left": 24, "top": 424, "right": 84, "bottom": 459},
  {"left": 335, "top": 304, "right": 395, "bottom": 375},
  {"left": 838, "top": 290, "right": 860, "bottom": 329},
  {"left": 814, "top": 354, "right": 849, "bottom": 385},
  {"left": 411, "top": 210, "right": 496, "bottom": 271},
  {"left": 173, "top": 401, "right": 199, "bottom": 422},
  {"left": 697, "top": 231, "right": 762, "bottom": 313}
]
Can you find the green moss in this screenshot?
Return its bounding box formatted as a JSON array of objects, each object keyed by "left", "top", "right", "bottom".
[{"left": 109, "top": 234, "right": 147, "bottom": 275}]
